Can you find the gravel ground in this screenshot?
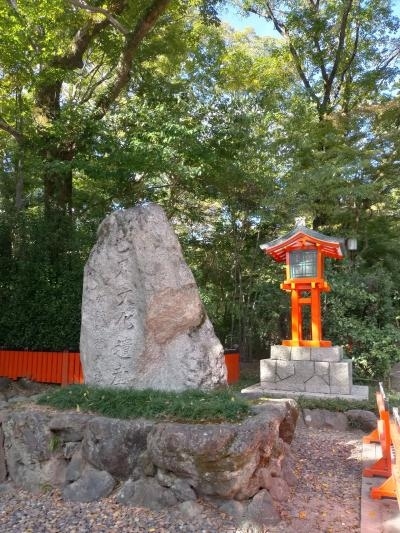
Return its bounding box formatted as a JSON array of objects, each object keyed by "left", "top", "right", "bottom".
[{"left": 0, "top": 425, "right": 363, "bottom": 533}]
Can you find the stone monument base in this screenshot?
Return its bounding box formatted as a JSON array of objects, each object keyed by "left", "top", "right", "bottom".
[{"left": 241, "top": 345, "right": 369, "bottom": 401}]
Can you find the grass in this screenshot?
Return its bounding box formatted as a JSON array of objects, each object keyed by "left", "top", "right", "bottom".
[
  {"left": 37, "top": 371, "right": 399, "bottom": 422},
  {"left": 37, "top": 384, "right": 251, "bottom": 423}
]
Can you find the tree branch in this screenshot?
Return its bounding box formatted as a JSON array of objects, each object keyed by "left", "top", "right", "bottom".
[
  {"left": 321, "top": 0, "right": 353, "bottom": 113},
  {"left": 68, "top": 0, "right": 129, "bottom": 35},
  {"left": 263, "top": 2, "right": 320, "bottom": 108},
  {"left": 334, "top": 23, "right": 360, "bottom": 103},
  {"left": 0, "top": 115, "right": 24, "bottom": 143},
  {"left": 95, "top": 0, "right": 172, "bottom": 118},
  {"left": 308, "top": 0, "right": 329, "bottom": 84},
  {"left": 52, "top": 19, "right": 110, "bottom": 70}
]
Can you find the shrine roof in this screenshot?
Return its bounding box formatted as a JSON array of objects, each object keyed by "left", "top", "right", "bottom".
[{"left": 260, "top": 225, "right": 346, "bottom": 262}]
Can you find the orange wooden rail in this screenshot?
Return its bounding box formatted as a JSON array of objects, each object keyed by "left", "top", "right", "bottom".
[
  {"left": 363, "top": 384, "right": 392, "bottom": 478},
  {"left": 369, "top": 407, "right": 400, "bottom": 506},
  {"left": 0, "top": 350, "right": 83, "bottom": 386},
  {"left": 363, "top": 382, "right": 387, "bottom": 445}
]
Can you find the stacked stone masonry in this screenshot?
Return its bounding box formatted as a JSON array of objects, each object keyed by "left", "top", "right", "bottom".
[
  {"left": 0, "top": 401, "right": 299, "bottom": 530},
  {"left": 260, "top": 346, "right": 352, "bottom": 395}
]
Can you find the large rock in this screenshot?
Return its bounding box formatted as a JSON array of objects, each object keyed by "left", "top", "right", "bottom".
[
  {"left": 2, "top": 411, "right": 67, "bottom": 491},
  {"left": 63, "top": 465, "right": 115, "bottom": 502},
  {"left": 147, "top": 400, "right": 298, "bottom": 500},
  {"left": 116, "top": 477, "right": 178, "bottom": 510},
  {"left": 80, "top": 203, "right": 227, "bottom": 391},
  {"left": 81, "top": 417, "right": 154, "bottom": 479},
  {"left": 302, "top": 408, "right": 348, "bottom": 431}
]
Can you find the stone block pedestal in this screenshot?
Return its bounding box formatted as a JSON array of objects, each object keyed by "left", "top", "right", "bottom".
[{"left": 242, "top": 345, "right": 369, "bottom": 401}]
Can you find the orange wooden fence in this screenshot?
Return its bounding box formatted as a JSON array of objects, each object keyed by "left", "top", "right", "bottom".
[
  {"left": 363, "top": 383, "right": 392, "bottom": 478},
  {"left": 0, "top": 350, "right": 237, "bottom": 387},
  {"left": 0, "top": 350, "right": 83, "bottom": 386},
  {"left": 368, "top": 407, "right": 400, "bottom": 506}
]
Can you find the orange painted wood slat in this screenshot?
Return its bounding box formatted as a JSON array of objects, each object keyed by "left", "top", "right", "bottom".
[
  {"left": 33, "top": 352, "right": 40, "bottom": 381},
  {"left": 41, "top": 352, "right": 48, "bottom": 383},
  {"left": 45, "top": 352, "right": 51, "bottom": 383},
  {"left": 5, "top": 352, "right": 11, "bottom": 379},
  {"left": 15, "top": 351, "right": 22, "bottom": 379},
  {"left": 0, "top": 351, "right": 5, "bottom": 376},
  {"left": 37, "top": 352, "right": 43, "bottom": 382},
  {"left": 23, "top": 351, "right": 32, "bottom": 379},
  {"left": 50, "top": 353, "right": 57, "bottom": 383},
  {"left": 68, "top": 353, "right": 74, "bottom": 385},
  {"left": 0, "top": 350, "right": 84, "bottom": 385},
  {"left": 61, "top": 352, "right": 69, "bottom": 386}
]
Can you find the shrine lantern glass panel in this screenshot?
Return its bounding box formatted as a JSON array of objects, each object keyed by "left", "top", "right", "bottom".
[{"left": 289, "top": 250, "right": 317, "bottom": 278}]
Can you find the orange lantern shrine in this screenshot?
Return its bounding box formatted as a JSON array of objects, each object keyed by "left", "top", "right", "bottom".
[{"left": 260, "top": 219, "right": 345, "bottom": 348}]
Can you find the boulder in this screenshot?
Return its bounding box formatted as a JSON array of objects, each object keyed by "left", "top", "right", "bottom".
[
  {"left": 176, "top": 500, "right": 204, "bottom": 520},
  {"left": 116, "top": 477, "right": 177, "bottom": 510},
  {"left": 2, "top": 411, "right": 66, "bottom": 491},
  {"left": 80, "top": 203, "right": 227, "bottom": 391},
  {"left": 1, "top": 403, "right": 297, "bottom": 512},
  {"left": 65, "top": 449, "right": 85, "bottom": 482},
  {"left": 345, "top": 409, "right": 377, "bottom": 432},
  {"left": 147, "top": 400, "right": 298, "bottom": 500},
  {"left": 81, "top": 416, "right": 154, "bottom": 479},
  {"left": 157, "top": 469, "right": 197, "bottom": 501},
  {"left": 245, "top": 489, "right": 281, "bottom": 528},
  {"left": 63, "top": 465, "right": 115, "bottom": 502},
  {"left": 302, "top": 408, "right": 348, "bottom": 431},
  {"left": 49, "top": 413, "right": 91, "bottom": 442}
]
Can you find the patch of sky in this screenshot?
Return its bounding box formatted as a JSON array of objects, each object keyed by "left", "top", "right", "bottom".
[
  {"left": 219, "top": 1, "right": 400, "bottom": 36},
  {"left": 217, "top": 5, "right": 276, "bottom": 37}
]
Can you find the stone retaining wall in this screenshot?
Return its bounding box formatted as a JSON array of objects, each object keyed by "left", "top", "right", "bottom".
[{"left": 0, "top": 400, "right": 299, "bottom": 529}]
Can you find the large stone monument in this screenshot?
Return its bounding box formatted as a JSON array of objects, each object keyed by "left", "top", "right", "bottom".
[{"left": 80, "top": 203, "right": 227, "bottom": 391}]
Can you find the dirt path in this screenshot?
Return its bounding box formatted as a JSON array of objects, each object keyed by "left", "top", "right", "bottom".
[{"left": 268, "top": 427, "right": 363, "bottom": 533}]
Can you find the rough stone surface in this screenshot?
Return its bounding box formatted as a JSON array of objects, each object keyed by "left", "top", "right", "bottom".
[
  {"left": 49, "top": 413, "right": 91, "bottom": 442},
  {"left": 310, "top": 346, "right": 342, "bottom": 361},
  {"left": 65, "top": 450, "right": 85, "bottom": 482},
  {"left": 291, "top": 347, "right": 311, "bottom": 361},
  {"left": 63, "top": 465, "right": 115, "bottom": 502},
  {"left": 82, "top": 417, "right": 154, "bottom": 479},
  {"left": 147, "top": 401, "right": 298, "bottom": 500},
  {"left": 2, "top": 411, "right": 58, "bottom": 491},
  {"left": 276, "top": 360, "right": 295, "bottom": 380},
  {"left": 270, "top": 346, "right": 291, "bottom": 360},
  {"left": 305, "top": 375, "right": 331, "bottom": 394},
  {"left": 302, "top": 408, "right": 348, "bottom": 431},
  {"left": 345, "top": 409, "right": 377, "bottom": 432},
  {"left": 260, "top": 359, "right": 277, "bottom": 382},
  {"left": 245, "top": 489, "right": 281, "bottom": 527},
  {"left": 330, "top": 360, "right": 352, "bottom": 394},
  {"left": 1, "top": 403, "right": 298, "bottom": 511},
  {"left": 157, "top": 469, "right": 197, "bottom": 501},
  {"left": 0, "top": 377, "right": 11, "bottom": 392},
  {"left": 116, "top": 477, "right": 178, "bottom": 510},
  {"left": 80, "top": 203, "right": 227, "bottom": 391},
  {"left": 176, "top": 500, "right": 204, "bottom": 519},
  {"left": 63, "top": 442, "right": 80, "bottom": 460},
  {"left": 0, "top": 426, "right": 6, "bottom": 483}
]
